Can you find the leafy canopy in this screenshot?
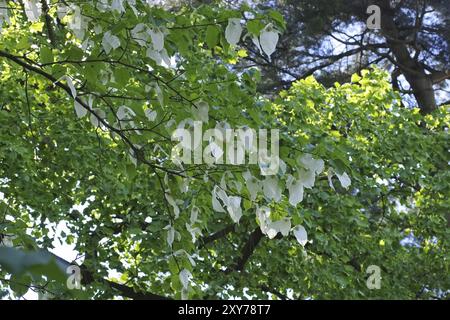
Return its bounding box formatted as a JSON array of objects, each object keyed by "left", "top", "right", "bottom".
[{"left": 0, "top": 1, "right": 448, "bottom": 299}]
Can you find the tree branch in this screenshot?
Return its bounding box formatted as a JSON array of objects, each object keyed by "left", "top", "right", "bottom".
[
  {"left": 376, "top": 0, "right": 437, "bottom": 113},
  {"left": 431, "top": 70, "right": 450, "bottom": 84},
  {"left": 40, "top": 0, "right": 56, "bottom": 47},
  {"left": 49, "top": 251, "right": 171, "bottom": 300},
  {"left": 199, "top": 224, "right": 236, "bottom": 249},
  {"left": 260, "top": 284, "right": 290, "bottom": 300},
  {"left": 230, "top": 227, "right": 264, "bottom": 272}
]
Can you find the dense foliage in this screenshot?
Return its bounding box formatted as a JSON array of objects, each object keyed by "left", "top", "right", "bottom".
[{"left": 0, "top": 1, "right": 448, "bottom": 299}]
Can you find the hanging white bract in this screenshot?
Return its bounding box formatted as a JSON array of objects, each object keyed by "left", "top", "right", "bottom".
[
  {"left": 259, "top": 23, "right": 280, "bottom": 59},
  {"left": 225, "top": 18, "right": 243, "bottom": 46},
  {"left": 24, "top": 0, "right": 42, "bottom": 22},
  {"left": 102, "top": 31, "right": 121, "bottom": 54}
]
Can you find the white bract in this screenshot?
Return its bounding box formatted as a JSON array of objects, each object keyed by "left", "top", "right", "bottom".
[
  {"left": 166, "top": 225, "right": 175, "bottom": 247},
  {"left": 259, "top": 24, "right": 279, "bottom": 59},
  {"left": 131, "top": 23, "right": 150, "bottom": 46},
  {"left": 225, "top": 18, "right": 243, "bottom": 46},
  {"left": 190, "top": 206, "right": 199, "bottom": 225},
  {"left": 58, "top": 75, "right": 77, "bottom": 98},
  {"left": 179, "top": 269, "right": 192, "bottom": 290},
  {"left": 160, "top": 50, "right": 174, "bottom": 68},
  {"left": 67, "top": 5, "right": 89, "bottom": 39},
  {"left": 74, "top": 101, "right": 87, "bottom": 118},
  {"left": 336, "top": 171, "right": 351, "bottom": 189},
  {"left": 0, "top": 1, "right": 10, "bottom": 32},
  {"left": 328, "top": 169, "right": 335, "bottom": 190},
  {"left": 145, "top": 109, "right": 157, "bottom": 121},
  {"left": 117, "top": 106, "right": 136, "bottom": 121},
  {"left": 293, "top": 225, "right": 308, "bottom": 246},
  {"left": 251, "top": 36, "right": 264, "bottom": 55},
  {"left": 24, "top": 0, "right": 42, "bottom": 22},
  {"left": 102, "top": 31, "right": 121, "bottom": 54},
  {"left": 111, "top": 0, "right": 126, "bottom": 13},
  {"left": 139, "top": 25, "right": 172, "bottom": 68},
  {"left": 148, "top": 27, "right": 165, "bottom": 51},
  {"left": 262, "top": 176, "right": 282, "bottom": 201},
  {"left": 56, "top": 4, "right": 68, "bottom": 20},
  {"left": 268, "top": 218, "right": 291, "bottom": 239},
  {"left": 242, "top": 171, "right": 261, "bottom": 201},
  {"left": 154, "top": 83, "right": 164, "bottom": 106},
  {"left": 126, "top": 0, "right": 138, "bottom": 16},
  {"left": 298, "top": 168, "right": 315, "bottom": 189},
  {"left": 212, "top": 185, "right": 226, "bottom": 213},
  {"left": 256, "top": 206, "right": 291, "bottom": 239},
  {"left": 258, "top": 152, "right": 281, "bottom": 176},
  {"left": 174, "top": 250, "right": 196, "bottom": 267},
  {"left": 286, "top": 175, "right": 304, "bottom": 206},
  {"left": 147, "top": 47, "right": 172, "bottom": 68},
  {"left": 219, "top": 171, "right": 233, "bottom": 190},
  {"left": 212, "top": 186, "right": 242, "bottom": 223},
  {"left": 0, "top": 234, "right": 13, "bottom": 247},
  {"left": 256, "top": 206, "right": 271, "bottom": 235},
  {"left": 299, "top": 154, "right": 324, "bottom": 174},
  {"left": 165, "top": 193, "right": 180, "bottom": 219},
  {"left": 185, "top": 223, "right": 202, "bottom": 243},
  {"left": 226, "top": 196, "right": 242, "bottom": 224}
]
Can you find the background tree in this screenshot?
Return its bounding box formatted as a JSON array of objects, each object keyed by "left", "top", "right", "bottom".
[{"left": 237, "top": 0, "right": 450, "bottom": 113}]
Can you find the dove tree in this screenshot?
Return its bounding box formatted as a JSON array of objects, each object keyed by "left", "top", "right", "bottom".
[{"left": 0, "top": 1, "right": 448, "bottom": 300}]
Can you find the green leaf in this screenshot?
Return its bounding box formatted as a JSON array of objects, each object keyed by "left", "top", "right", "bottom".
[
  {"left": 351, "top": 73, "right": 362, "bottom": 83},
  {"left": 9, "top": 274, "right": 32, "bottom": 297},
  {"left": 114, "top": 67, "right": 130, "bottom": 87},
  {"left": 0, "top": 247, "right": 66, "bottom": 282},
  {"left": 40, "top": 47, "right": 54, "bottom": 65},
  {"left": 269, "top": 10, "right": 286, "bottom": 30},
  {"left": 246, "top": 19, "right": 265, "bottom": 35},
  {"left": 205, "top": 25, "right": 220, "bottom": 49}
]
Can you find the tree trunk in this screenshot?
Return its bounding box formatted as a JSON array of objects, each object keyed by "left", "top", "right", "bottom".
[{"left": 377, "top": 0, "right": 437, "bottom": 114}]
